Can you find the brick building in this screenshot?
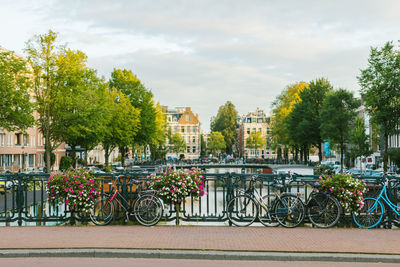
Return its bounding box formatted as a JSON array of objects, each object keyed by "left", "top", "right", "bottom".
[{"left": 164, "top": 107, "right": 201, "bottom": 160}]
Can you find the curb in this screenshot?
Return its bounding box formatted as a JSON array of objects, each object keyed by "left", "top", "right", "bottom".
[{"left": 0, "top": 249, "right": 400, "bottom": 263}]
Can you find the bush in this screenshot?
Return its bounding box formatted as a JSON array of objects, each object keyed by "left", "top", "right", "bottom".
[
  {"left": 46, "top": 167, "right": 102, "bottom": 213},
  {"left": 146, "top": 167, "right": 206, "bottom": 204},
  {"left": 59, "top": 156, "right": 73, "bottom": 171},
  {"left": 317, "top": 173, "right": 367, "bottom": 213}
]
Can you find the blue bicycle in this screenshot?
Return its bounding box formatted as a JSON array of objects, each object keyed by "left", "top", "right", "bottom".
[{"left": 352, "top": 177, "right": 400, "bottom": 229}]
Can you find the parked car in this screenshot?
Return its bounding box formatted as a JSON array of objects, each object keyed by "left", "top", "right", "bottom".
[{"left": 0, "top": 170, "right": 13, "bottom": 194}]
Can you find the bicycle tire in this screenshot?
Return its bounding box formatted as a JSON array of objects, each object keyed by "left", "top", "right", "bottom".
[
  {"left": 307, "top": 192, "right": 341, "bottom": 228},
  {"left": 226, "top": 195, "right": 258, "bottom": 227},
  {"left": 90, "top": 195, "right": 114, "bottom": 226},
  {"left": 134, "top": 194, "right": 163, "bottom": 226},
  {"left": 259, "top": 194, "right": 280, "bottom": 227},
  {"left": 274, "top": 194, "right": 305, "bottom": 228},
  {"left": 352, "top": 197, "right": 384, "bottom": 229}
]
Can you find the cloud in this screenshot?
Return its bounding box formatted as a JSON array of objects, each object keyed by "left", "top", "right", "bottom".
[{"left": 1, "top": 0, "right": 400, "bottom": 131}]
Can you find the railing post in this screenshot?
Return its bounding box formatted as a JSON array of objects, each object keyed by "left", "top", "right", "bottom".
[
  {"left": 226, "top": 172, "right": 234, "bottom": 226},
  {"left": 16, "top": 174, "right": 24, "bottom": 226}
]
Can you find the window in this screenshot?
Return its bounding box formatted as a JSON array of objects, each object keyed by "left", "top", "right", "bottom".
[
  {"left": 186, "top": 115, "right": 190, "bottom": 121},
  {"left": 187, "top": 126, "right": 191, "bottom": 133},
  {"left": 174, "top": 126, "right": 178, "bottom": 132},
  {"left": 181, "top": 126, "right": 185, "bottom": 133},
  {"left": 29, "top": 154, "right": 34, "bottom": 165},
  {"left": 247, "top": 128, "right": 250, "bottom": 134},
  {"left": 252, "top": 128, "right": 256, "bottom": 133},
  {"left": 23, "top": 135, "right": 28, "bottom": 147},
  {"left": 257, "top": 118, "right": 263, "bottom": 123},
  {"left": 187, "top": 146, "right": 191, "bottom": 153},
  {"left": 192, "top": 136, "right": 196, "bottom": 143},
  {"left": 247, "top": 118, "right": 251, "bottom": 123},
  {"left": 168, "top": 116, "right": 171, "bottom": 122},
  {"left": 258, "top": 128, "right": 262, "bottom": 133},
  {"left": 193, "top": 126, "right": 197, "bottom": 132},
  {"left": 0, "top": 134, "right": 4, "bottom": 146},
  {"left": 15, "top": 133, "right": 22, "bottom": 146},
  {"left": 192, "top": 146, "right": 196, "bottom": 153}
]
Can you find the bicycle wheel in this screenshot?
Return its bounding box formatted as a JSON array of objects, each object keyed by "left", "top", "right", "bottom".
[
  {"left": 226, "top": 195, "right": 258, "bottom": 227},
  {"left": 259, "top": 194, "right": 280, "bottom": 227},
  {"left": 274, "top": 194, "right": 305, "bottom": 228},
  {"left": 352, "top": 197, "right": 384, "bottom": 229},
  {"left": 90, "top": 195, "right": 114, "bottom": 226},
  {"left": 307, "top": 193, "right": 341, "bottom": 228},
  {"left": 134, "top": 194, "right": 163, "bottom": 226}
]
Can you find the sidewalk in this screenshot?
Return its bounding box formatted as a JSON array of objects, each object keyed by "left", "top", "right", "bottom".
[{"left": 1, "top": 226, "right": 400, "bottom": 262}]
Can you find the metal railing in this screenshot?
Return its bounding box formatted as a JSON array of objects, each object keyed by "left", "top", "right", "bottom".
[{"left": 0, "top": 169, "right": 399, "bottom": 227}]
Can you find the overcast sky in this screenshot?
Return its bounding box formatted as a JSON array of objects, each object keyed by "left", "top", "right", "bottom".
[{"left": 1, "top": 0, "right": 399, "bottom": 131}]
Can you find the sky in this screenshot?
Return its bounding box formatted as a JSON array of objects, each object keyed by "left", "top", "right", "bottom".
[{"left": 1, "top": 0, "right": 399, "bottom": 132}]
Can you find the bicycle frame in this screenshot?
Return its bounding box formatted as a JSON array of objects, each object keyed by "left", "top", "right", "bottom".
[{"left": 369, "top": 184, "right": 400, "bottom": 218}]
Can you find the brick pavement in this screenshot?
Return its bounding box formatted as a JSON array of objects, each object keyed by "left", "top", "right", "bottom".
[{"left": 0, "top": 226, "right": 399, "bottom": 255}]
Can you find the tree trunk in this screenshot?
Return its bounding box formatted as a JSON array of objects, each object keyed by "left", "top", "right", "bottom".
[
  {"left": 383, "top": 133, "right": 388, "bottom": 174},
  {"left": 340, "top": 143, "right": 344, "bottom": 172},
  {"left": 104, "top": 144, "right": 110, "bottom": 169},
  {"left": 45, "top": 133, "right": 51, "bottom": 174},
  {"left": 318, "top": 142, "right": 322, "bottom": 162},
  {"left": 71, "top": 145, "right": 76, "bottom": 168}
]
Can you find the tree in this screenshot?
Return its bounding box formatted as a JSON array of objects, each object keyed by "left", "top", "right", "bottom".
[
  {"left": 358, "top": 41, "right": 400, "bottom": 173},
  {"left": 109, "top": 69, "right": 158, "bottom": 166},
  {"left": 320, "top": 89, "right": 360, "bottom": 170},
  {"left": 25, "top": 30, "right": 65, "bottom": 173},
  {"left": 270, "top": 82, "right": 308, "bottom": 150},
  {"left": 349, "top": 117, "right": 371, "bottom": 171},
  {"left": 101, "top": 89, "right": 140, "bottom": 168},
  {"left": 0, "top": 50, "right": 35, "bottom": 131},
  {"left": 207, "top": 131, "right": 226, "bottom": 156},
  {"left": 246, "top": 131, "right": 265, "bottom": 158},
  {"left": 149, "top": 102, "right": 168, "bottom": 161},
  {"left": 169, "top": 133, "right": 186, "bottom": 158},
  {"left": 51, "top": 49, "right": 110, "bottom": 167},
  {"left": 288, "top": 78, "right": 333, "bottom": 162},
  {"left": 200, "top": 134, "right": 207, "bottom": 158},
  {"left": 210, "top": 101, "right": 238, "bottom": 155}
]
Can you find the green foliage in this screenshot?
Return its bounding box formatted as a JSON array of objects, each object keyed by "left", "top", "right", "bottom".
[
  {"left": 200, "top": 134, "right": 207, "bottom": 158},
  {"left": 59, "top": 156, "right": 73, "bottom": 171},
  {"left": 101, "top": 88, "right": 140, "bottom": 167},
  {"left": 320, "top": 89, "right": 360, "bottom": 169},
  {"left": 318, "top": 174, "right": 367, "bottom": 213},
  {"left": 349, "top": 117, "right": 371, "bottom": 169},
  {"left": 207, "top": 131, "right": 226, "bottom": 155},
  {"left": 25, "top": 30, "right": 64, "bottom": 173},
  {"left": 358, "top": 41, "right": 400, "bottom": 172},
  {"left": 388, "top": 148, "right": 400, "bottom": 169},
  {"left": 0, "top": 50, "right": 35, "bottom": 131},
  {"left": 246, "top": 131, "right": 265, "bottom": 151},
  {"left": 287, "top": 78, "right": 333, "bottom": 161},
  {"left": 169, "top": 133, "right": 186, "bottom": 155},
  {"left": 147, "top": 168, "right": 206, "bottom": 204},
  {"left": 314, "top": 164, "right": 334, "bottom": 175},
  {"left": 47, "top": 168, "right": 102, "bottom": 212},
  {"left": 110, "top": 69, "right": 157, "bottom": 146},
  {"left": 210, "top": 101, "right": 238, "bottom": 154},
  {"left": 271, "top": 82, "right": 308, "bottom": 146}
]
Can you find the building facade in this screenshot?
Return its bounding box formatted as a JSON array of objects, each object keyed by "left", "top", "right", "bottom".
[
  {"left": 238, "top": 108, "right": 272, "bottom": 159},
  {"left": 164, "top": 107, "right": 201, "bottom": 160}
]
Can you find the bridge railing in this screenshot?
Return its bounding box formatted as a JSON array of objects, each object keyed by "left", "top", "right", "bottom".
[{"left": 0, "top": 170, "right": 399, "bottom": 227}]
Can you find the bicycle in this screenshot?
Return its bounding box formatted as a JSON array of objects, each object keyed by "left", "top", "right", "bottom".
[
  {"left": 352, "top": 177, "right": 400, "bottom": 229},
  {"left": 291, "top": 174, "right": 341, "bottom": 228},
  {"left": 90, "top": 176, "right": 163, "bottom": 226},
  {"left": 226, "top": 175, "right": 306, "bottom": 228}
]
